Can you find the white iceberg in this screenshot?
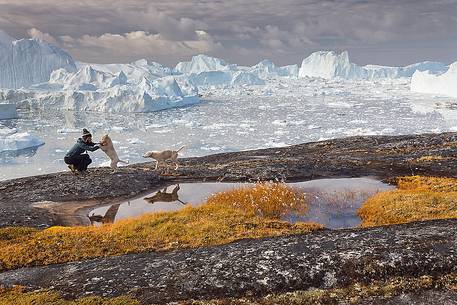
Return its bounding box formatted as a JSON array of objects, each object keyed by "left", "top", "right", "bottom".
[
  {"left": 187, "top": 71, "right": 233, "bottom": 87},
  {"left": 0, "top": 31, "right": 76, "bottom": 89},
  {"left": 249, "top": 59, "right": 299, "bottom": 78},
  {"left": 87, "top": 58, "right": 173, "bottom": 83},
  {"left": 3, "top": 63, "right": 200, "bottom": 113},
  {"left": 174, "top": 54, "right": 237, "bottom": 74},
  {"left": 298, "top": 51, "right": 447, "bottom": 80},
  {"left": 0, "top": 127, "right": 44, "bottom": 153},
  {"left": 231, "top": 71, "right": 265, "bottom": 86},
  {"left": 14, "top": 75, "right": 200, "bottom": 113},
  {"left": 411, "top": 62, "right": 457, "bottom": 98}
]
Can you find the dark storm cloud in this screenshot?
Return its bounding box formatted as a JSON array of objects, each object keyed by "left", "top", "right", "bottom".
[{"left": 0, "top": 0, "right": 456, "bottom": 66}]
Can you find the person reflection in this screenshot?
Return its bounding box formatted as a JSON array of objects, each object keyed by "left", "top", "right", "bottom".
[
  {"left": 88, "top": 203, "right": 121, "bottom": 225},
  {"left": 144, "top": 184, "right": 185, "bottom": 204}
]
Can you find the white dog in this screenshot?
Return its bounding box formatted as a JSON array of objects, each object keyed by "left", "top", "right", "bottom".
[
  {"left": 99, "top": 134, "right": 129, "bottom": 170},
  {"left": 143, "top": 146, "right": 185, "bottom": 171}
]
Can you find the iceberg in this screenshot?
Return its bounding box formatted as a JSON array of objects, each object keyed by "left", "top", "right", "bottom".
[
  {"left": 88, "top": 59, "right": 173, "bottom": 83},
  {"left": 0, "top": 127, "right": 44, "bottom": 153},
  {"left": 187, "top": 71, "right": 233, "bottom": 87},
  {"left": 231, "top": 71, "right": 265, "bottom": 86},
  {"left": 411, "top": 62, "right": 457, "bottom": 98},
  {"left": 174, "top": 54, "right": 237, "bottom": 74},
  {"left": 249, "top": 60, "right": 298, "bottom": 78},
  {"left": 11, "top": 75, "right": 200, "bottom": 113},
  {"left": 0, "top": 31, "right": 76, "bottom": 89},
  {"left": 0, "top": 55, "right": 200, "bottom": 113},
  {"left": 298, "top": 51, "right": 447, "bottom": 80}
]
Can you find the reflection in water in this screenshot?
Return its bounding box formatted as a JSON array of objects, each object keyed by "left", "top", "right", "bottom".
[
  {"left": 290, "top": 188, "right": 377, "bottom": 229},
  {"left": 88, "top": 203, "right": 121, "bottom": 225},
  {"left": 88, "top": 178, "right": 394, "bottom": 229},
  {"left": 144, "top": 184, "right": 186, "bottom": 205}
]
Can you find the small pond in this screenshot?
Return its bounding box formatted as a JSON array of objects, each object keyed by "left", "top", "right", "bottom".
[{"left": 88, "top": 177, "right": 394, "bottom": 229}]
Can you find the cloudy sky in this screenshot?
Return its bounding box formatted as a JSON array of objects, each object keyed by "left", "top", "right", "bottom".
[{"left": 0, "top": 0, "right": 456, "bottom": 67}]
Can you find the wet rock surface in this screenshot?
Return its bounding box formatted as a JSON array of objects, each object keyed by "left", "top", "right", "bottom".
[
  {"left": 1, "top": 132, "right": 457, "bottom": 228},
  {"left": 0, "top": 219, "right": 455, "bottom": 304}
]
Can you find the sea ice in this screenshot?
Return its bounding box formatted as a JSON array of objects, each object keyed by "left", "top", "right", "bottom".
[{"left": 0, "top": 129, "right": 44, "bottom": 153}]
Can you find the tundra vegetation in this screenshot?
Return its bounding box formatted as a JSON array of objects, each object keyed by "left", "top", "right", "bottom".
[{"left": 1, "top": 177, "right": 457, "bottom": 303}]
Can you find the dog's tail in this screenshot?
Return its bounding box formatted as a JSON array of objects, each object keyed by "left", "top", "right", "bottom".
[
  {"left": 176, "top": 145, "right": 186, "bottom": 152},
  {"left": 119, "top": 160, "right": 129, "bottom": 164}
]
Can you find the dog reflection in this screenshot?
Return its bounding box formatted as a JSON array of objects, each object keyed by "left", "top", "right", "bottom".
[
  {"left": 88, "top": 203, "right": 121, "bottom": 225},
  {"left": 144, "top": 184, "right": 185, "bottom": 204}
]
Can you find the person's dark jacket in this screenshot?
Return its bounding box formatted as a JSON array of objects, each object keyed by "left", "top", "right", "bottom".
[{"left": 65, "top": 138, "right": 99, "bottom": 158}]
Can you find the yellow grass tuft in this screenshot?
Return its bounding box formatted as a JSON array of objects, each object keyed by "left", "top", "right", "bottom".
[
  {"left": 0, "top": 183, "right": 321, "bottom": 271},
  {"left": 206, "top": 182, "right": 308, "bottom": 219},
  {"left": 358, "top": 176, "right": 457, "bottom": 227}
]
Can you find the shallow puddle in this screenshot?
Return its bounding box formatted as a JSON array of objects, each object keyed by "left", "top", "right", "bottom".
[{"left": 88, "top": 177, "right": 394, "bottom": 228}]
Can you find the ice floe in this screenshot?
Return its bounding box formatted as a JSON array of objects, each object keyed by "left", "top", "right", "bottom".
[{"left": 0, "top": 126, "right": 44, "bottom": 153}]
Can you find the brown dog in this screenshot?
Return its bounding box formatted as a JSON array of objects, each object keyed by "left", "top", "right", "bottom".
[
  {"left": 99, "top": 134, "right": 129, "bottom": 170},
  {"left": 143, "top": 146, "right": 185, "bottom": 171}
]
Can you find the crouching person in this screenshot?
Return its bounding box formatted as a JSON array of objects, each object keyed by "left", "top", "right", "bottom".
[{"left": 64, "top": 128, "right": 100, "bottom": 175}]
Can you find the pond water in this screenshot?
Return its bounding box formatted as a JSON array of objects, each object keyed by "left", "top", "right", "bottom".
[{"left": 88, "top": 177, "right": 394, "bottom": 229}]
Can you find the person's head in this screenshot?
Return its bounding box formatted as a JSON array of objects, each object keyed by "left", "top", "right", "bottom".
[{"left": 82, "top": 128, "right": 92, "bottom": 143}]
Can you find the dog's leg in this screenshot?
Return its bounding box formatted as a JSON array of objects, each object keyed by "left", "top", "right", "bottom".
[
  {"left": 111, "top": 161, "right": 118, "bottom": 174},
  {"left": 154, "top": 160, "right": 159, "bottom": 170}
]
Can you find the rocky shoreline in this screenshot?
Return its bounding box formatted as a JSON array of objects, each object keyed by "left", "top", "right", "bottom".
[
  {"left": 1, "top": 132, "right": 457, "bottom": 228},
  {"left": 1, "top": 132, "right": 457, "bottom": 303}
]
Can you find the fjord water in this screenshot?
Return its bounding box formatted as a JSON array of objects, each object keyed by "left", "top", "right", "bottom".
[{"left": 1, "top": 81, "right": 456, "bottom": 181}]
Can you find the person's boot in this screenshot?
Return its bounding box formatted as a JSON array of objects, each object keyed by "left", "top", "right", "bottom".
[{"left": 68, "top": 165, "right": 79, "bottom": 175}]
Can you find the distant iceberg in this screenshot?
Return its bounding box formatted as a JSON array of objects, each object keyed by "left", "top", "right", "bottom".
[
  {"left": 1, "top": 29, "right": 454, "bottom": 113},
  {"left": 174, "top": 54, "right": 269, "bottom": 87},
  {"left": 15, "top": 70, "right": 200, "bottom": 113},
  {"left": 298, "top": 51, "right": 447, "bottom": 80},
  {"left": 0, "top": 31, "right": 76, "bottom": 89},
  {"left": 174, "top": 54, "right": 237, "bottom": 74},
  {"left": 0, "top": 32, "right": 199, "bottom": 113},
  {"left": 248, "top": 59, "right": 298, "bottom": 78},
  {"left": 411, "top": 62, "right": 457, "bottom": 98}
]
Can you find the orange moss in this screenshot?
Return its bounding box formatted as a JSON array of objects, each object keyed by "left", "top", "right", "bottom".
[
  {"left": 358, "top": 176, "right": 457, "bottom": 227},
  {"left": 0, "top": 183, "right": 321, "bottom": 271}
]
